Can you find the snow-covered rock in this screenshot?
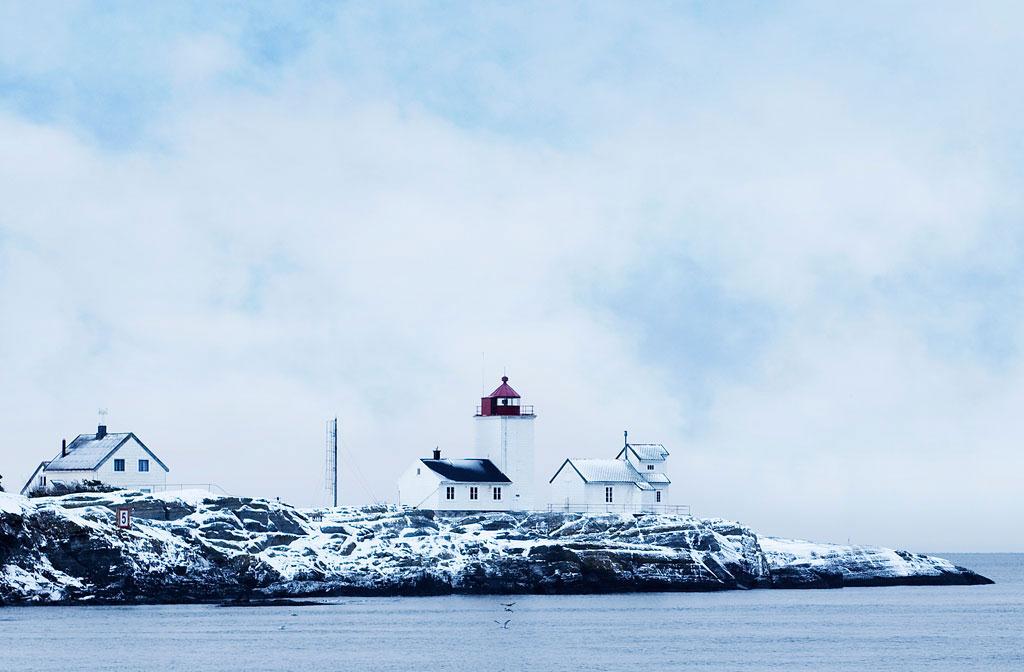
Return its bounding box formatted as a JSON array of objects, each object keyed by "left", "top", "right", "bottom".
[{"left": 0, "top": 491, "right": 991, "bottom": 604}]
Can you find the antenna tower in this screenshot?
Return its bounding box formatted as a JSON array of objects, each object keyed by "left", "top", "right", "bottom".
[{"left": 325, "top": 417, "right": 339, "bottom": 507}]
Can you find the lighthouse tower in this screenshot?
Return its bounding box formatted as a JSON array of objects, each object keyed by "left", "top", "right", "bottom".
[{"left": 474, "top": 376, "right": 536, "bottom": 511}]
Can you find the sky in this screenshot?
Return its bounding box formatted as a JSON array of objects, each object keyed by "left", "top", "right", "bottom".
[{"left": 1, "top": 1, "right": 1022, "bottom": 552}]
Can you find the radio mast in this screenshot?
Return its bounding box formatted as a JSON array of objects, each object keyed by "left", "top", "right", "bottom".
[{"left": 325, "top": 417, "right": 338, "bottom": 507}]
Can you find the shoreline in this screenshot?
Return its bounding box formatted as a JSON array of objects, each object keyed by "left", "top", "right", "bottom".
[{"left": 0, "top": 491, "right": 993, "bottom": 606}]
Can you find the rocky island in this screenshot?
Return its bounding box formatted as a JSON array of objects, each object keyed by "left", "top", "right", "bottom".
[{"left": 0, "top": 491, "right": 991, "bottom": 605}]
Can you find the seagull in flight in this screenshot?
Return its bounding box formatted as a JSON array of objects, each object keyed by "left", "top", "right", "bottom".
[{"left": 494, "top": 619, "right": 512, "bottom": 629}]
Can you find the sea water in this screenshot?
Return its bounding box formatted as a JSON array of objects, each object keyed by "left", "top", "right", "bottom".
[{"left": 0, "top": 554, "right": 1020, "bottom": 671}]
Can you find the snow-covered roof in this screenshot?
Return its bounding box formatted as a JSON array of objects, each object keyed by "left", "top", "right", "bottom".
[
  {"left": 43, "top": 431, "right": 168, "bottom": 472},
  {"left": 616, "top": 443, "right": 669, "bottom": 462},
  {"left": 551, "top": 458, "right": 654, "bottom": 490},
  {"left": 643, "top": 472, "right": 671, "bottom": 485},
  {"left": 570, "top": 459, "right": 641, "bottom": 482},
  {"left": 421, "top": 458, "right": 511, "bottom": 483}
]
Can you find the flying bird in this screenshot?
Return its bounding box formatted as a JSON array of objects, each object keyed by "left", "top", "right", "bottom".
[{"left": 493, "top": 619, "right": 512, "bottom": 629}]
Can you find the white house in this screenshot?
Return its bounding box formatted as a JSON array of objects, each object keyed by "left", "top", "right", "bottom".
[
  {"left": 548, "top": 437, "right": 673, "bottom": 513},
  {"left": 397, "top": 376, "right": 536, "bottom": 512},
  {"left": 21, "top": 424, "right": 169, "bottom": 495},
  {"left": 397, "top": 449, "right": 512, "bottom": 511}
]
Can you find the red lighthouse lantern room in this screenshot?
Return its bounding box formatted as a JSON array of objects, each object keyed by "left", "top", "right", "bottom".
[{"left": 478, "top": 376, "right": 523, "bottom": 416}]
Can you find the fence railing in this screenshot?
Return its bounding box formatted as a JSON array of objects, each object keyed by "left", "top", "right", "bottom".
[
  {"left": 474, "top": 405, "right": 535, "bottom": 416},
  {"left": 546, "top": 503, "right": 691, "bottom": 516},
  {"left": 124, "top": 483, "right": 231, "bottom": 495}
]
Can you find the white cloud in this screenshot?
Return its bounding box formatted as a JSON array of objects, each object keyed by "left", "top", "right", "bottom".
[{"left": 1, "top": 2, "right": 1022, "bottom": 551}]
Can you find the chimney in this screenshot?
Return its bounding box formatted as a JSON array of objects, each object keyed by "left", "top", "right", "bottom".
[
  {"left": 61, "top": 439, "right": 67, "bottom": 457},
  {"left": 97, "top": 425, "right": 107, "bottom": 439},
  {"left": 432, "top": 447, "right": 441, "bottom": 460}
]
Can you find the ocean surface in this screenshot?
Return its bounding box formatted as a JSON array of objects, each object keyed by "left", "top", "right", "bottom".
[{"left": 0, "top": 553, "right": 1020, "bottom": 671}]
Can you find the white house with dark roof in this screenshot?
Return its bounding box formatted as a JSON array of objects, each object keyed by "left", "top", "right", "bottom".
[
  {"left": 21, "top": 424, "right": 169, "bottom": 495},
  {"left": 548, "top": 435, "right": 673, "bottom": 513},
  {"left": 397, "top": 448, "right": 513, "bottom": 511}
]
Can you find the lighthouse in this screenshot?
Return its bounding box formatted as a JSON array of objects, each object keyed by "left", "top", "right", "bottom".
[{"left": 474, "top": 376, "right": 536, "bottom": 511}]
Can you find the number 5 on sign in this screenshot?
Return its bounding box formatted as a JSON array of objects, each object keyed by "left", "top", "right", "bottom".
[{"left": 116, "top": 507, "right": 132, "bottom": 529}]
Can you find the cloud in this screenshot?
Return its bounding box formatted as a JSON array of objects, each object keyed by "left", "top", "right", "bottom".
[{"left": 1, "top": 2, "right": 1022, "bottom": 550}]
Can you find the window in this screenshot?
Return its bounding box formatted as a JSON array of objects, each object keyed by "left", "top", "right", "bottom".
[
  {"left": 138, "top": 459, "right": 149, "bottom": 472},
  {"left": 470, "top": 486, "right": 478, "bottom": 500},
  {"left": 493, "top": 486, "right": 502, "bottom": 500},
  {"left": 114, "top": 459, "right": 125, "bottom": 472},
  {"left": 39, "top": 475, "right": 46, "bottom": 486},
  {"left": 656, "top": 491, "right": 662, "bottom": 503},
  {"left": 647, "top": 464, "right": 655, "bottom": 470},
  {"left": 445, "top": 486, "right": 455, "bottom": 500},
  {"left": 416, "top": 468, "right": 421, "bottom": 475},
  {"left": 605, "top": 486, "right": 613, "bottom": 503}
]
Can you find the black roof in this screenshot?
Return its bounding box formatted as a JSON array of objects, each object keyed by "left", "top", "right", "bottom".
[{"left": 420, "top": 458, "right": 511, "bottom": 483}]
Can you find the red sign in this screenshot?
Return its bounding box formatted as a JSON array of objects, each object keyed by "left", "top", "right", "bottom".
[{"left": 116, "top": 507, "right": 132, "bottom": 530}]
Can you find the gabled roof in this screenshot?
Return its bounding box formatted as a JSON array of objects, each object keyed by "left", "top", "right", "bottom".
[
  {"left": 615, "top": 443, "right": 669, "bottom": 462},
  {"left": 20, "top": 461, "right": 50, "bottom": 495},
  {"left": 44, "top": 432, "right": 169, "bottom": 473},
  {"left": 485, "top": 376, "right": 520, "bottom": 399},
  {"left": 549, "top": 458, "right": 654, "bottom": 490},
  {"left": 420, "top": 458, "right": 511, "bottom": 483}
]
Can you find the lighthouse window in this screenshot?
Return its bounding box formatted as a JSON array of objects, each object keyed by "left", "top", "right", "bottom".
[
  {"left": 656, "top": 491, "right": 662, "bottom": 503},
  {"left": 446, "top": 486, "right": 455, "bottom": 500},
  {"left": 647, "top": 464, "right": 655, "bottom": 470},
  {"left": 605, "top": 486, "right": 613, "bottom": 503},
  {"left": 470, "top": 486, "right": 478, "bottom": 500},
  {"left": 493, "top": 487, "right": 502, "bottom": 500}
]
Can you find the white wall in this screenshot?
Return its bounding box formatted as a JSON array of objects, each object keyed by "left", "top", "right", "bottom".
[
  {"left": 474, "top": 414, "right": 535, "bottom": 510},
  {"left": 630, "top": 458, "right": 666, "bottom": 475},
  {"left": 396, "top": 461, "right": 440, "bottom": 508},
  {"left": 549, "top": 464, "right": 586, "bottom": 509},
  {"left": 582, "top": 482, "right": 639, "bottom": 509},
  {"left": 93, "top": 437, "right": 168, "bottom": 490},
  {"left": 432, "top": 482, "right": 512, "bottom": 512}
]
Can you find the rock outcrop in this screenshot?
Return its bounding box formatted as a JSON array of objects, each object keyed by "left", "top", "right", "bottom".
[{"left": 0, "top": 491, "right": 992, "bottom": 605}]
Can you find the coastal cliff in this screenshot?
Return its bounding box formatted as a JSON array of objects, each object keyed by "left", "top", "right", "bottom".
[{"left": 0, "top": 491, "right": 991, "bottom": 604}]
